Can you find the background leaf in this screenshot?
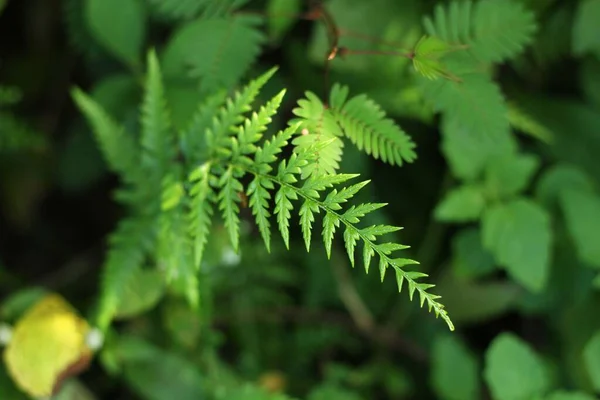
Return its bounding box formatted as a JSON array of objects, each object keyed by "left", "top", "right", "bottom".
[
  {"left": 85, "top": 0, "right": 146, "bottom": 67},
  {"left": 482, "top": 199, "right": 552, "bottom": 292},
  {"left": 484, "top": 333, "right": 551, "bottom": 400}
]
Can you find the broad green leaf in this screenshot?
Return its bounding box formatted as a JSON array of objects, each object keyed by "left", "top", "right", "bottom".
[
  {"left": 584, "top": 331, "right": 600, "bottom": 391},
  {"left": 482, "top": 199, "right": 552, "bottom": 292},
  {"left": 484, "top": 154, "right": 540, "bottom": 199},
  {"left": 573, "top": 0, "right": 600, "bottom": 57},
  {"left": 431, "top": 335, "right": 479, "bottom": 400},
  {"left": 440, "top": 115, "right": 517, "bottom": 181},
  {"left": 85, "top": 0, "right": 146, "bottom": 67},
  {"left": 484, "top": 333, "right": 550, "bottom": 400},
  {"left": 560, "top": 189, "right": 600, "bottom": 269},
  {"left": 434, "top": 185, "right": 486, "bottom": 222},
  {"left": 545, "top": 391, "right": 596, "bottom": 400},
  {"left": 452, "top": 228, "right": 496, "bottom": 279},
  {"left": 114, "top": 269, "right": 165, "bottom": 319},
  {"left": 536, "top": 164, "right": 595, "bottom": 210}
]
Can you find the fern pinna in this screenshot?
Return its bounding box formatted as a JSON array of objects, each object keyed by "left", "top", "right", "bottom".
[{"left": 72, "top": 50, "right": 454, "bottom": 332}]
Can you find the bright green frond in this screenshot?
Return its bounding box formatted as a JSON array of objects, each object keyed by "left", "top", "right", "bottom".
[
  {"left": 180, "top": 90, "right": 228, "bottom": 164},
  {"left": 141, "top": 50, "right": 175, "bottom": 172},
  {"left": 205, "top": 67, "right": 278, "bottom": 158},
  {"left": 329, "top": 84, "right": 417, "bottom": 167},
  {"left": 188, "top": 162, "right": 215, "bottom": 268},
  {"left": 290, "top": 91, "right": 344, "bottom": 178}
]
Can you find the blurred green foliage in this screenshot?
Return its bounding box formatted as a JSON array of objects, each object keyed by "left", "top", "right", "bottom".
[{"left": 1, "top": 0, "right": 600, "bottom": 399}]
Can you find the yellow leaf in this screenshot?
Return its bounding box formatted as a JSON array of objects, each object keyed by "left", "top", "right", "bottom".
[{"left": 3, "top": 294, "right": 93, "bottom": 398}]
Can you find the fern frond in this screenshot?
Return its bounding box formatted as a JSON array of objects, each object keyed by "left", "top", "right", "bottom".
[
  {"left": 72, "top": 88, "right": 141, "bottom": 183},
  {"left": 141, "top": 50, "right": 176, "bottom": 172},
  {"left": 244, "top": 157, "right": 454, "bottom": 330},
  {"left": 162, "top": 15, "right": 264, "bottom": 93},
  {"left": 205, "top": 67, "right": 278, "bottom": 158},
  {"left": 188, "top": 162, "right": 215, "bottom": 268},
  {"left": 97, "top": 215, "right": 156, "bottom": 330},
  {"left": 218, "top": 165, "right": 244, "bottom": 251},
  {"left": 180, "top": 90, "right": 228, "bottom": 164},
  {"left": 158, "top": 175, "right": 198, "bottom": 306},
  {"left": 290, "top": 91, "right": 344, "bottom": 178},
  {"left": 423, "top": 0, "right": 537, "bottom": 64}
]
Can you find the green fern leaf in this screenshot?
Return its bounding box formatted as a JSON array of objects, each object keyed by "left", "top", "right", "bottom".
[
  {"left": 299, "top": 199, "right": 319, "bottom": 251},
  {"left": 205, "top": 67, "right": 278, "bottom": 158},
  {"left": 141, "top": 50, "right": 175, "bottom": 172},
  {"left": 218, "top": 166, "right": 244, "bottom": 251},
  {"left": 290, "top": 91, "right": 344, "bottom": 178},
  {"left": 423, "top": 0, "right": 537, "bottom": 64},
  {"left": 162, "top": 15, "right": 265, "bottom": 93},
  {"left": 248, "top": 124, "right": 298, "bottom": 251},
  {"left": 322, "top": 213, "right": 340, "bottom": 258},
  {"left": 72, "top": 88, "right": 140, "bottom": 183},
  {"left": 343, "top": 203, "right": 387, "bottom": 224},
  {"left": 181, "top": 90, "right": 228, "bottom": 164},
  {"left": 97, "top": 215, "right": 155, "bottom": 330},
  {"left": 329, "top": 84, "right": 417, "bottom": 167},
  {"left": 188, "top": 162, "right": 215, "bottom": 267},
  {"left": 343, "top": 226, "right": 360, "bottom": 267}
]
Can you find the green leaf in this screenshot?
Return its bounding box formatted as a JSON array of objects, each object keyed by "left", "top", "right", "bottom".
[
  {"left": 431, "top": 335, "right": 479, "bottom": 400},
  {"left": 440, "top": 110, "right": 516, "bottom": 181},
  {"left": 434, "top": 184, "right": 486, "bottom": 222},
  {"left": 114, "top": 269, "right": 165, "bottom": 319},
  {"left": 484, "top": 333, "right": 550, "bottom": 400},
  {"left": 412, "top": 36, "right": 460, "bottom": 81},
  {"left": 583, "top": 332, "right": 600, "bottom": 392},
  {"left": 482, "top": 199, "right": 552, "bottom": 292},
  {"left": 536, "top": 164, "right": 595, "bottom": 210},
  {"left": 452, "top": 228, "right": 496, "bottom": 279},
  {"left": 85, "top": 0, "right": 146, "bottom": 67},
  {"left": 573, "top": 0, "right": 600, "bottom": 57},
  {"left": 484, "top": 153, "right": 540, "bottom": 198},
  {"left": 545, "top": 391, "right": 597, "bottom": 400},
  {"left": 560, "top": 189, "right": 600, "bottom": 269}
]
